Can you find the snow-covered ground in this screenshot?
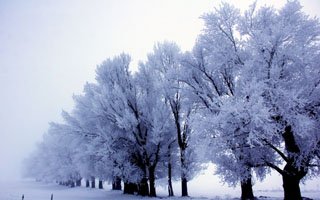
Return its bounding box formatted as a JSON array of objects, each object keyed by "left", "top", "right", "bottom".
[{"left": 1, "top": 170, "right": 319, "bottom": 200}]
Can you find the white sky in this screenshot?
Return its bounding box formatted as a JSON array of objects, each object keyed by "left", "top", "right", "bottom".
[{"left": 0, "top": 0, "right": 319, "bottom": 187}]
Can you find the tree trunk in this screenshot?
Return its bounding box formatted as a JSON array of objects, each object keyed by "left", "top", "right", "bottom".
[
  {"left": 240, "top": 177, "right": 254, "bottom": 200},
  {"left": 181, "top": 177, "right": 188, "bottom": 197},
  {"left": 282, "top": 163, "right": 307, "bottom": 200},
  {"left": 123, "top": 182, "right": 137, "bottom": 195},
  {"left": 168, "top": 162, "right": 174, "bottom": 196},
  {"left": 171, "top": 98, "right": 190, "bottom": 197},
  {"left": 112, "top": 176, "right": 122, "bottom": 190},
  {"left": 68, "top": 180, "right": 75, "bottom": 188},
  {"left": 138, "top": 177, "right": 149, "bottom": 196},
  {"left": 85, "top": 179, "right": 90, "bottom": 187},
  {"left": 281, "top": 125, "right": 307, "bottom": 200},
  {"left": 181, "top": 150, "right": 188, "bottom": 197},
  {"left": 76, "top": 178, "right": 81, "bottom": 187},
  {"left": 91, "top": 177, "right": 95, "bottom": 188},
  {"left": 98, "top": 179, "right": 103, "bottom": 189},
  {"left": 283, "top": 172, "right": 302, "bottom": 200},
  {"left": 149, "top": 167, "right": 156, "bottom": 197}
]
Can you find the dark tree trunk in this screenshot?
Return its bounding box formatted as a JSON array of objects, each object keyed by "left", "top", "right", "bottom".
[
  {"left": 282, "top": 163, "right": 307, "bottom": 200},
  {"left": 76, "top": 178, "right": 81, "bottom": 187},
  {"left": 112, "top": 176, "right": 122, "bottom": 190},
  {"left": 149, "top": 167, "right": 156, "bottom": 197},
  {"left": 98, "top": 179, "right": 103, "bottom": 189},
  {"left": 240, "top": 177, "right": 254, "bottom": 200},
  {"left": 68, "top": 180, "right": 75, "bottom": 188},
  {"left": 281, "top": 125, "right": 307, "bottom": 200},
  {"left": 138, "top": 178, "right": 149, "bottom": 196},
  {"left": 170, "top": 97, "right": 190, "bottom": 197},
  {"left": 123, "top": 182, "right": 137, "bottom": 195},
  {"left": 91, "top": 177, "right": 95, "bottom": 188},
  {"left": 181, "top": 150, "right": 188, "bottom": 197},
  {"left": 85, "top": 179, "right": 90, "bottom": 187},
  {"left": 181, "top": 177, "right": 188, "bottom": 197},
  {"left": 168, "top": 162, "right": 174, "bottom": 196},
  {"left": 283, "top": 171, "right": 302, "bottom": 200}
]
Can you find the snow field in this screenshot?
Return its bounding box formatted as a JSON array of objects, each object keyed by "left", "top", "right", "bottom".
[{"left": 1, "top": 173, "right": 319, "bottom": 200}]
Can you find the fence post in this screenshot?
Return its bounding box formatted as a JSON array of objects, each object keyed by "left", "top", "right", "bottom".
[
  {"left": 22, "top": 194, "right": 24, "bottom": 200},
  {"left": 51, "top": 193, "right": 53, "bottom": 200}
]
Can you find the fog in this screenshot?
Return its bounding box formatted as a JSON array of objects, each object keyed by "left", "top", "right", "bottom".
[{"left": 0, "top": 0, "right": 319, "bottom": 183}]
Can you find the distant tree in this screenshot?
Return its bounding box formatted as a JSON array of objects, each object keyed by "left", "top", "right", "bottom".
[
  {"left": 24, "top": 122, "right": 81, "bottom": 186},
  {"left": 71, "top": 83, "right": 121, "bottom": 190}
]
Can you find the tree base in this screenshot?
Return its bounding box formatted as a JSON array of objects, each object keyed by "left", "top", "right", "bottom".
[
  {"left": 123, "top": 183, "right": 137, "bottom": 195},
  {"left": 241, "top": 178, "right": 254, "bottom": 200},
  {"left": 112, "top": 177, "right": 122, "bottom": 190},
  {"left": 181, "top": 178, "right": 188, "bottom": 197}
]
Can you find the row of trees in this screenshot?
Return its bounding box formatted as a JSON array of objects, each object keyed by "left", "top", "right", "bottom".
[{"left": 24, "top": 1, "right": 320, "bottom": 200}]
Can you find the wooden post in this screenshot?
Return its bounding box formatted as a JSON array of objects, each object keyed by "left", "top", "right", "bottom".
[
  {"left": 51, "top": 193, "right": 53, "bottom": 200},
  {"left": 22, "top": 194, "right": 24, "bottom": 200}
]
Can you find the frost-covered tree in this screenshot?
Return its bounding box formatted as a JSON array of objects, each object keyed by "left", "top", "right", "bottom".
[
  {"left": 183, "top": 1, "right": 320, "bottom": 200},
  {"left": 93, "top": 54, "right": 148, "bottom": 195},
  {"left": 180, "top": 3, "right": 269, "bottom": 199},
  {"left": 136, "top": 64, "right": 178, "bottom": 197},
  {"left": 69, "top": 84, "right": 109, "bottom": 189},
  {"left": 24, "top": 122, "right": 81, "bottom": 186},
  {"left": 190, "top": 79, "right": 277, "bottom": 200},
  {"left": 238, "top": 1, "right": 320, "bottom": 199},
  {"left": 143, "top": 41, "right": 202, "bottom": 196},
  {"left": 93, "top": 53, "right": 176, "bottom": 197}
]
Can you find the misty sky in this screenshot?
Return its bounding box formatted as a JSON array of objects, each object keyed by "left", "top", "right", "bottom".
[{"left": 0, "top": 0, "right": 319, "bottom": 182}]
